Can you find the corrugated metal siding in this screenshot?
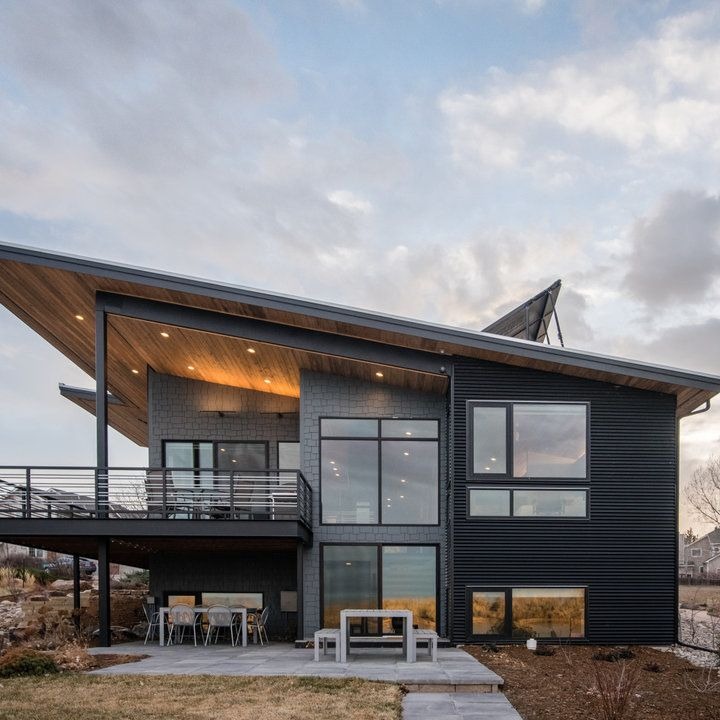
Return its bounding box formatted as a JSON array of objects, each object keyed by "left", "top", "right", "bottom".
[{"left": 451, "top": 357, "right": 677, "bottom": 644}]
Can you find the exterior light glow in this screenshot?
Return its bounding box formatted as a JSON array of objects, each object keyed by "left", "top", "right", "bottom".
[
  {"left": 375, "top": 372, "right": 384, "bottom": 378},
  {"left": 160, "top": 331, "right": 170, "bottom": 338},
  {"left": 247, "top": 348, "right": 256, "bottom": 354},
  {"left": 74, "top": 314, "right": 84, "bottom": 321},
  {"left": 263, "top": 378, "right": 272, "bottom": 384},
  {"left": 187, "top": 365, "right": 195, "bottom": 370},
  {"left": 345, "top": 562, "right": 352, "bottom": 566},
  {"left": 232, "top": 459, "right": 237, "bottom": 463},
  {"left": 131, "top": 369, "right": 139, "bottom": 375},
  {"left": 220, "top": 448, "right": 226, "bottom": 452}
]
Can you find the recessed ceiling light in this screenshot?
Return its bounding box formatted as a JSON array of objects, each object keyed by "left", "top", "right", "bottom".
[
  {"left": 131, "top": 369, "right": 139, "bottom": 375},
  {"left": 247, "top": 348, "right": 256, "bottom": 354},
  {"left": 491, "top": 457, "right": 497, "bottom": 462},
  {"left": 160, "top": 331, "right": 170, "bottom": 338},
  {"left": 485, "top": 466, "right": 491, "bottom": 471},
  {"left": 345, "top": 562, "right": 352, "bottom": 566},
  {"left": 232, "top": 459, "right": 237, "bottom": 463},
  {"left": 400, "top": 478, "right": 406, "bottom": 483},
  {"left": 405, "top": 431, "right": 412, "bottom": 436},
  {"left": 263, "top": 378, "right": 272, "bottom": 384},
  {"left": 375, "top": 371, "right": 384, "bottom": 378},
  {"left": 220, "top": 448, "right": 226, "bottom": 452},
  {"left": 403, "top": 451, "right": 409, "bottom": 456},
  {"left": 74, "top": 314, "right": 84, "bottom": 321},
  {"left": 400, "top": 495, "right": 404, "bottom": 499},
  {"left": 330, "top": 461, "right": 336, "bottom": 465},
  {"left": 187, "top": 365, "right": 195, "bottom": 370}
]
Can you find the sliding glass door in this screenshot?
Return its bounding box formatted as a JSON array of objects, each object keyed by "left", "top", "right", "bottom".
[{"left": 322, "top": 544, "right": 438, "bottom": 633}]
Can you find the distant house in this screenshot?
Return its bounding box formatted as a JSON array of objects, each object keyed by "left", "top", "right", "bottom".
[
  {"left": 0, "top": 541, "right": 46, "bottom": 561},
  {"left": 681, "top": 528, "right": 720, "bottom": 577}
]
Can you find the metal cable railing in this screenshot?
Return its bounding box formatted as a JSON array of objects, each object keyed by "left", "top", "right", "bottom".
[{"left": 0, "top": 467, "right": 312, "bottom": 527}]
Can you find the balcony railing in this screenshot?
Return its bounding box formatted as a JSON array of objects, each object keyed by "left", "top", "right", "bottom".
[{"left": 0, "top": 467, "right": 313, "bottom": 529}]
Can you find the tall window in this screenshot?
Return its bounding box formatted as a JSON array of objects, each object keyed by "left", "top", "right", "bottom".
[
  {"left": 470, "top": 402, "right": 587, "bottom": 479},
  {"left": 322, "top": 544, "right": 437, "bottom": 632},
  {"left": 321, "top": 418, "right": 439, "bottom": 525}
]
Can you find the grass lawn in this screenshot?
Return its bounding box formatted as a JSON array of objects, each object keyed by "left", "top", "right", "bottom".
[
  {"left": 0, "top": 675, "right": 403, "bottom": 720},
  {"left": 681, "top": 584, "right": 720, "bottom": 609}
]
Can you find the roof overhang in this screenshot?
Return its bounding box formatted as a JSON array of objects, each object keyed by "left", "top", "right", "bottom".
[{"left": 0, "top": 242, "right": 718, "bottom": 445}]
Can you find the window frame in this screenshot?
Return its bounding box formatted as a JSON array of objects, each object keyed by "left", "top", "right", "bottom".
[
  {"left": 467, "top": 401, "right": 590, "bottom": 482},
  {"left": 466, "top": 585, "right": 588, "bottom": 641},
  {"left": 320, "top": 542, "right": 440, "bottom": 633},
  {"left": 466, "top": 486, "right": 590, "bottom": 519},
  {"left": 161, "top": 440, "right": 269, "bottom": 470},
  {"left": 319, "top": 417, "right": 441, "bottom": 526}
]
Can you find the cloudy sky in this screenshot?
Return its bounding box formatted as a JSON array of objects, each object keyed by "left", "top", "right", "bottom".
[{"left": 1, "top": 0, "right": 719, "bottom": 532}]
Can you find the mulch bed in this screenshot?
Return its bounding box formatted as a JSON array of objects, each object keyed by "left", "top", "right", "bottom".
[{"left": 465, "top": 644, "right": 720, "bottom": 720}]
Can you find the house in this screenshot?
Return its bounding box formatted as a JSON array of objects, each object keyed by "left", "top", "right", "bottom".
[
  {"left": 681, "top": 528, "right": 720, "bottom": 577},
  {"left": 0, "top": 542, "right": 46, "bottom": 562},
  {"left": 0, "top": 242, "right": 718, "bottom": 647}
]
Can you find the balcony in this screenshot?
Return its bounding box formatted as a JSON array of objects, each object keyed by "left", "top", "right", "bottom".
[{"left": 0, "top": 467, "right": 313, "bottom": 539}]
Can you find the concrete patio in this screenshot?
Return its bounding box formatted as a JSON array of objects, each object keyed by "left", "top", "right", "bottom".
[{"left": 88, "top": 641, "right": 504, "bottom": 691}]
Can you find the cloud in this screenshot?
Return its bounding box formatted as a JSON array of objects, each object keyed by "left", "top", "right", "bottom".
[
  {"left": 623, "top": 191, "right": 720, "bottom": 306},
  {"left": 438, "top": 6, "right": 720, "bottom": 177},
  {"left": 327, "top": 190, "right": 374, "bottom": 214}
]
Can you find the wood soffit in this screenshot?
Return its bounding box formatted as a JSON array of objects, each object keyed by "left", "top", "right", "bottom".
[{"left": 0, "top": 256, "right": 718, "bottom": 447}]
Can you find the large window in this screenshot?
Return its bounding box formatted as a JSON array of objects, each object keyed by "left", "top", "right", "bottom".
[
  {"left": 321, "top": 418, "right": 439, "bottom": 525},
  {"left": 469, "top": 586, "right": 586, "bottom": 639},
  {"left": 322, "top": 544, "right": 437, "bottom": 632},
  {"left": 468, "top": 487, "right": 588, "bottom": 518},
  {"left": 470, "top": 402, "right": 587, "bottom": 479}
]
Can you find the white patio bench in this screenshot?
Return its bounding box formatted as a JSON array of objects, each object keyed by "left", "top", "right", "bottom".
[
  {"left": 413, "top": 629, "right": 438, "bottom": 662},
  {"left": 314, "top": 628, "right": 341, "bottom": 661}
]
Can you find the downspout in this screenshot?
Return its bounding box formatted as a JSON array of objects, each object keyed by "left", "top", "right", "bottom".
[{"left": 446, "top": 362, "right": 454, "bottom": 643}]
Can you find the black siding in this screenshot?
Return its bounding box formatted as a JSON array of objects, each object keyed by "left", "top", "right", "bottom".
[{"left": 451, "top": 358, "right": 677, "bottom": 644}]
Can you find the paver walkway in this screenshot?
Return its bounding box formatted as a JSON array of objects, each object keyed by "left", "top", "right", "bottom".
[
  {"left": 89, "top": 642, "right": 503, "bottom": 688},
  {"left": 403, "top": 692, "right": 523, "bottom": 720}
]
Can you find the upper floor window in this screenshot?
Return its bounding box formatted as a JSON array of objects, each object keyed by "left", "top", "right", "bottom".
[
  {"left": 469, "top": 402, "right": 588, "bottom": 479},
  {"left": 691, "top": 548, "right": 703, "bottom": 557},
  {"left": 320, "top": 418, "right": 439, "bottom": 525}
]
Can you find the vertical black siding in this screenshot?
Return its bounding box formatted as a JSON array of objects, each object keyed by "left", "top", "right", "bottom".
[{"left": 452, "top": 358, "right": 677, "bottom": 644}]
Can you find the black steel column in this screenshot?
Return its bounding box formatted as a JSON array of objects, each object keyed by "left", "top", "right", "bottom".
[
  {"left": 95, "top": 296, "right": 108, "bottom": 518},
  {"left": 98, "top": 538, "right": 111, "bottom": 647},
  {"left": 296, "top": 543, "right": 304, "bottom": 642},
  {"left": 72, "top": 554, "right": 81, "bottom": 633}
]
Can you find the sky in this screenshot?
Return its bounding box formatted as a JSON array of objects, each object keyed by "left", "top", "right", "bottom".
[{"left": 1, "top": 0, "right": 719, "bottom": 533}]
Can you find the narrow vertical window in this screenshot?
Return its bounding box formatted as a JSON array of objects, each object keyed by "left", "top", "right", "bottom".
[{"left": 472, "top": 405, "right": 507, "bottom": 475}]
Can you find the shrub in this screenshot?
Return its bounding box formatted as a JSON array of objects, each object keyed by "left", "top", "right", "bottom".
[
  {"left": 594, "top": 648, "right": 636, "bottom": 663},
  {"left": 535, "top": 645, "right": 556, "bottom": 656},
  {"left": 642, "top": 662, "right": 665, "bottom": 673},
  {"left": 593, "top": 661, "right": 641, "bottom": 720},
  {"left": 0, "top": 648, "right": 59, "bottom": 677}
]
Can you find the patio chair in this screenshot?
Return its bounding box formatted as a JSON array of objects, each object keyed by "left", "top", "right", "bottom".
[
  {"left": 204, "top": 605, "right": 235, "bottom": 646},
  {"left": 167, "top": 603, "right": 202, "bottom": 647},
  {"left": 248, "top": 606, "right": 270, "bottom": 646},
  {"left": 142, "top": 596, "right": 160, "bottom": 645}
]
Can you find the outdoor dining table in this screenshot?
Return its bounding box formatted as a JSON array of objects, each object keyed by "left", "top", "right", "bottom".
[
  {"left": 339, "top": 608, "right": 415, "bottom": 663},
  {"left": 158, "top": 606, "right": 248, "bottom": 647}
]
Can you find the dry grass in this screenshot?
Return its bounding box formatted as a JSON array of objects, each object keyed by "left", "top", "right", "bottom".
[
  {"left": 0, "top": 674, "right": 403, "bottom": 720},
  {"left": 681, "top": 585, "right": 720, "bottom": 611}
]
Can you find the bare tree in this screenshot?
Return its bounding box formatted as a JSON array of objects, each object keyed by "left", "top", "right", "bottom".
[
  {"left": 686, "top": 457, "right": 720, "bottom": 526},
  {"left": 684, "top": 527, "right": 698, "bottom": 544}
]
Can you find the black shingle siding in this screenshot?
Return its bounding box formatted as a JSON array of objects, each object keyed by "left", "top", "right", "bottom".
[{"left": 451, "top": 357, "right": 677, "bottom": 644}]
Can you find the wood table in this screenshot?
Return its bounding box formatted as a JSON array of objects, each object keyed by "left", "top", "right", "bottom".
[
  {"left": 159, "top": 606, "right": 247, "bottom": 647},
  {"left": 339, "top": 608, "right": 415, "bottom": 663}
]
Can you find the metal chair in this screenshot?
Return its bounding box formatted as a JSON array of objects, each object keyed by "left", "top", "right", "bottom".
[
  {"left": 142, "top": 596, "right": 160, "bottom": 645},
  {"left": 251, "top": 606, "right": 270, "bottom": 646},
  {"left": 204, "top": 605, "right": 234, "bottom": 646},
  {"left": 167, "top": 603, "right": 202, "bottom": 646}
]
